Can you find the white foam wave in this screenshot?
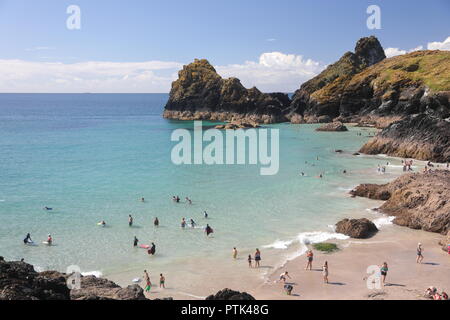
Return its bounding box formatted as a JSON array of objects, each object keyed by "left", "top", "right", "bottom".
[
  {"left": 373, "top": 216, "right": 395, "bottom": 229},
  {"left": 81, "top": 270, "right": 103, "bottom": 278},
  {"left": 263, "top": 239, "right": 293, "bottom": 249}
]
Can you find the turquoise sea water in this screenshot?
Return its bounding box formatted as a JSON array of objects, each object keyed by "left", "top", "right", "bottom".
[{"left": 0, "top": 94, "right": 405, "bottom": 295}]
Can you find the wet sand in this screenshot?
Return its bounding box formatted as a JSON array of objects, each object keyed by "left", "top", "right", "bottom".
[{"left": 252, "top": 225, "right": 450, "bottom": 300}]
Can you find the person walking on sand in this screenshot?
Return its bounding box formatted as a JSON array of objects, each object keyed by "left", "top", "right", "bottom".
[
  {"left": 232, "top": 247, "right": 238, "bottom": 259},
  {"left": 279, "top": 271, "right": 291, "bottom": 283},
  {"left": 322, "top": 261, "right": 329, "bottom": 283},
  {"left": 254, "top": 249, "right": 261, "bottom": 268},
  {"left": 143, "top": 270, "right": 151, "bottom": 292},
  {"left": 380, "top": 262, "right": 388, "bottom": 286},
  {"left": 416, "top": 243, "right": 424, "bottom": 263},
  {"left": 128, "top": 214, "right": 133, "bottom": 227},
  {"left": 248, "top": 254, "right": 253, "bottom": 268},
  {"left": 305, "top": 250, "right": 314, "bottom": 270},
  {"left": 159, "top": 274, "right": 165, "bottom": 288}
]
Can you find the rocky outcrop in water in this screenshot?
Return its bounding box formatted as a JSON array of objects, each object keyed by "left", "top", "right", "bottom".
[
  {"left": 70, "top": 276, "right": 146, "bottom": 300},
  {"left": 163, "top": 59, "right": 289, "bottom": 123},
  {"left": 351, "top": 171, "right": 450, "bottom": 234},
  {"left": 335, "top": 218, "right": 378, "bottom": 238},
  {"left": 359, "top": 114, "right": 450, "bottom": 162},
  {"left": 316, "top": 121, "right": 348, "bottom": 132},
  {"left": 206, "top": 288, "right": 255, "bottom": 300}
]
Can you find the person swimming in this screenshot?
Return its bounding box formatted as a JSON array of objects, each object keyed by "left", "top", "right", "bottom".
[
  {"left": 99, "top": 220, "right": 106, "bottom": 226},
  {"left": 185, "top": 197, "right": 192, "bottom": 204},
  {"left": 140, "top": 197, "right": 145, "bottom": 202},
  {"left": 133, "top": 236, "right": 139, "bottom": 247},
  {"left": 190, "top": 219, "right": 196, "bottom": 228},
  {"left": 154, "top": 217, "right": 159, "bottom": 227},
  {"left": 23, "top": 233, "right": 32, "bottom": 244},
  {"left": 43, "top": 206, "right": 52, "bottom": 211}
]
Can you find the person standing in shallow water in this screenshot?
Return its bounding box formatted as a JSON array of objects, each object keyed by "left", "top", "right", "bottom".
[
  {"left": 232, "top": 247, "right": 238, "bottom": 259},
  {"left": 248, "top": 255, "right": 253, "bottom": 268},
  {"left": 254, "top": 249, "right": 261, "bottom": 268},
  {"left": 305, "top": 250, "right": 314, "bottom": 270},
  {"left": 128, "top": 214, "right": 133, "bottom": 227},
  {"left": 154, "top": 217, "right": 159, "bottom": 227},
  {"left": 205, "top": 224, "right": 213, "bottom": 236},
  {"left": 133, "top": 236, "right": 139, "bottom": 247}
]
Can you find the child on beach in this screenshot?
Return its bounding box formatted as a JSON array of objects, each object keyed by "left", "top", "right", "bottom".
[
  {"left": 144, "top": 270, "right": 151, "bottom": 292},
  {"left": 159, "top": 274, "right": 165, "bottom": 288},
  {"left": 279, "top": 271, "right": 291, "bottom": 283},
  {"left": 416, "top": 243, "right": 424, "bottom": 263},
  {"left": 305, "top": 250, "right": 314, "bottom": 270},
  {"left": 380, "top": 262, "right": 388, "bottom": 286},
  {"left": 248, "top": 255, "right": 253, "bottom": 268},
  {"left": 322, "top": 261, "right": 329, "bottom": 283}
]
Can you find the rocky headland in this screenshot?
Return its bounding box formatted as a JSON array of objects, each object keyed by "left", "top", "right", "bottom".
[
  {"left": 163, "top": 59, "right": 290, "bottom": 124},
  {"left": 350, "top": 170, "right": 450, "bottom": 235}
]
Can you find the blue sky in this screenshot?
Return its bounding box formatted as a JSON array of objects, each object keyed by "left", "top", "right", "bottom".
[{"left": 0, "top": 0, "right": 449, "bottom": 92}]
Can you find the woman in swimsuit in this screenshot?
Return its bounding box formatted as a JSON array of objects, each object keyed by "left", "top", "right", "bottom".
[
  {"left": 416, "top": 243, "right": 424, "bottom": 263},
  {"left": 380, "top": 262, "right": 388, "bottom": 286},
  {"left": 254, "top": 249, "right": 261, "bottom": 268},
  {"left": 322, "top": 261, "right": 329, "bottom": 283},
  {"left": 305, "top": 250, "right": 313, "bottom": 270}
]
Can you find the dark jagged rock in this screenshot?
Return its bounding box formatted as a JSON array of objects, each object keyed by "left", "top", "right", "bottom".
[
  {"left": 359, "top": 114, "right": 450, "bottom": 162},
  {"left": 0, "top": 259, "right": 152, "bottom": 300},
  {"left": 205, "top": 288, "right": 255, "bottom": 300},
  {"left": 0, "top": 260, "right": 70, "bottom": 300},
  {"left": 287, "top": 36, "right": 386, "bottom": 122},
  {"left": 335, "top": 218, "right": 378, "bottom": 239},
  {"left": 163, "top": 59, "right": 290, "bottom": 124},
  {"left": 316, "top": 121, "right": 348, "bottom": 132},
  {"left": 351, "top": 171, "right": 450, "bottom": 234}
]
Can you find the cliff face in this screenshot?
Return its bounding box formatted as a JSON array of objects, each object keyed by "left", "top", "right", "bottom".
[
  {"left": 163, "top": 59, "right": 289, "bottom": 123},
  {"left": 360, "top": 114, "right": 450, "bottom": 162},
  {"left": 287, "top": 36, "right": 386, "bottom": 122},
  {"left": 350, "top": 171, "right": 450, "bottom": 234},
  {"left": 287, "top": 39, "right": 450, "bottom": 124}
]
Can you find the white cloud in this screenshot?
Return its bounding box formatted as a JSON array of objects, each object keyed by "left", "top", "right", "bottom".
[
  {"left": 427, "top": 36, "right": 450, "bottom": 51},
  {"left": 0, "top": 60, "right": 183, "bottom": 93},
  {"left": 215, "top": 52, "right": 325, "bottom": 92},
  {"left": 384, "top": 45, "right": 423, "bottom": 58}
]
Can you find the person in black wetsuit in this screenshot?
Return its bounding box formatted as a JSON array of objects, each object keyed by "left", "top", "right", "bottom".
[
  {"left": 205, "top": 224, "right": 213, "bottom": 236},
  {"left": 23, "top": 233, "right": 32, "bottom": 244},
  {"left": 148, "top": 242, "right": 156, "bottom": 255},
  {"left": 133, "top": 236, "right": 139, "bottom": 247},
  {"left": 154, "top": 217, "right": 159, "bottom": 227}
]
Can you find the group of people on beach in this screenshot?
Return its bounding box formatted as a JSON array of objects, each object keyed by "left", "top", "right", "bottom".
[{"left": 143, "top": 270, "right": 165, "bottom": 292}]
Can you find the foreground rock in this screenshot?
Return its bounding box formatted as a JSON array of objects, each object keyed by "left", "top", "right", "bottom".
[
  {"left": 351, "top": 171, "right": 450, "bottom": 234},
  {"left": 0, "top": 259, "right": 70, "bottom": 300},
  {"left": 70, "top": 276, "right": 146, "bottom": 300},
  {"left": 206, "top": 288, "right": 255, "bottom": 300},
  {"left": 163, "top": 59, "right": 289, "bottom": 124},
  {"left": 335, "top": 218, "right": 378, "bottom": 238},
  {"left": 359, "top": 114, "right": 450, "bottom": 162},
  {"left": 0, "top": 258, "right": 149, "bottom": 300},
  {"left": 316, "top": 121, "right": 348, "bottom": 132}
]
